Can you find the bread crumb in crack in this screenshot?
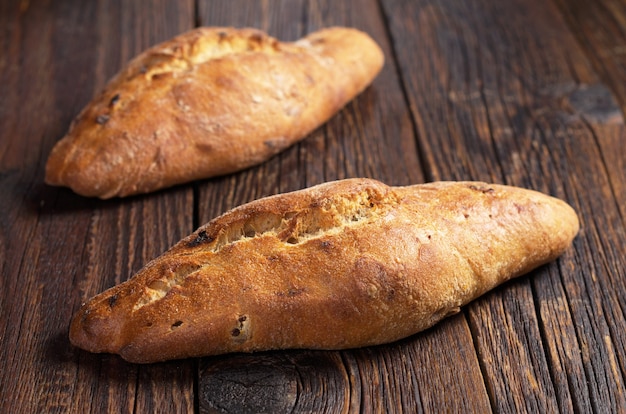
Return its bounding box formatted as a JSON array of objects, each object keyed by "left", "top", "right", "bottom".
[
  {"left": 190, "top": 187, "right": 399, "bottom": 253},
  {"left": 133, "top": 263, "right": 202, "bottom": 311},
  {"left": 138, "top": 29, "right": 283, "bottom": 82}
]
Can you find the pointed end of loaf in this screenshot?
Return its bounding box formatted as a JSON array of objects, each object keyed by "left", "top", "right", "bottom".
[
  {"left": 468, "top": 181, "right": 580, "bottom": 279},
  {"left": 542, "top": 194, "right": 579, "bottom": 262},
  {"left": 44, "top": 141, "right": 65, "bottom": 188},
  {"left": 45, "top": 136, "right": 122, "bottom": 199},
  {"left": 69, "top": 290, "right": 128, "bottom": 356}
]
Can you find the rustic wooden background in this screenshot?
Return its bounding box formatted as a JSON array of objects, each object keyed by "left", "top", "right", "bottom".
[{"left": 1, "top": 0, "right": 625, "bottom": 412}]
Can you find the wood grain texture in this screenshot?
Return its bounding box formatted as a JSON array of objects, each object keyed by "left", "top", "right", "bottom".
[
  {"left": 200, "top": 352, "right": 351, "bottom": 413},
  {"left": 553, "top": 0, "right": 626, "bottom": 112},
  {"left": 0, "top": 0, "right": 196, "bottom": 413},
  {"left": 382, "top": 0, "right": 626, "bottom": 411},
  {"left": 1, "top": 0, "right": 624, "bottom": 412},
  {"left": 552, "top": 0, "right": 626, "bottom": 223}
]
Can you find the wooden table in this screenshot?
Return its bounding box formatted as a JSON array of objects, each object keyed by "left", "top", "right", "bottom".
[{"left": 1, "top": 0, "right": 624, "bottom": 412}]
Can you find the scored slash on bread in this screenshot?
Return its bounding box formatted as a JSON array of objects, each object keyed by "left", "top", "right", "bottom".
[
  {"left": 69, "top": 178, "right": 579, "bottom": 363},
  {"left": 44, "top": 27, "right": 384, "bottom": 198}
]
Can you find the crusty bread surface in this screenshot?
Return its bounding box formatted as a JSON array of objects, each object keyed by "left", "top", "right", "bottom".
[
  {"left": 45, "top": 27, "right": 384, "bottom": 198},
  {"left": 69, "top": 179, "right": 579, "bottom": 363}
]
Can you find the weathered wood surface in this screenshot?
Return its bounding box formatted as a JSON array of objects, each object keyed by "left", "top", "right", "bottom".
[{"left": 0, "top": 0, "right": 624, "bottom": 413}]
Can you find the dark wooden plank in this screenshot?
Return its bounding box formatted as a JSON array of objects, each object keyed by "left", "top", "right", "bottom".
[
  {"left": 552, "top": 0, "right": 626, "bottom": 111},
  {"left": 382, "top": 0, "right": 626, "bottom": 411},
  {"left": 195, "top": 1, "right": 493, "bottom": 413},
  {"left": 343, "top": 317, "right": 492, "bottom": 413},
  {"left": 0, "top": 0, "right": 196, "bottom": 412},
  {"left": 552, "top": 0, "right": 626, "bottom": 223},
  {"left": 199, "top": 351, "right": 351, "bottom": 413},
  {"left": 0, "top": 2, "right": 99, "bottom": 411},
  {"left": 545, "top": 3, "right": 626, "bottom": 406}
]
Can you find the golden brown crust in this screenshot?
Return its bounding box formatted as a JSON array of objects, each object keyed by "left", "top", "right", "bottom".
[
  {"left": 69, "top": 179, "right": 579, "bottom": 363},
  {"left": 44, "top": 27, "right": 384, "bottom": 198}
]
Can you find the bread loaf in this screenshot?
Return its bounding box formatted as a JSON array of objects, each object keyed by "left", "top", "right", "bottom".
[
  {"left": 45, "top": 27, "right": 384, "bottom": 198},
  {"left": 69, "top": 179, "right": 579, "bottom": 363}
]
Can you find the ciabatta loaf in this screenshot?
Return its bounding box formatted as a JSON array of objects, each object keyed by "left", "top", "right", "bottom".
[
  {"left": 69, "top": 179, "right": 579, "bottom": 363},
  {"left": 45, "top": 28, "right": 384, "bottom": 198}
]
